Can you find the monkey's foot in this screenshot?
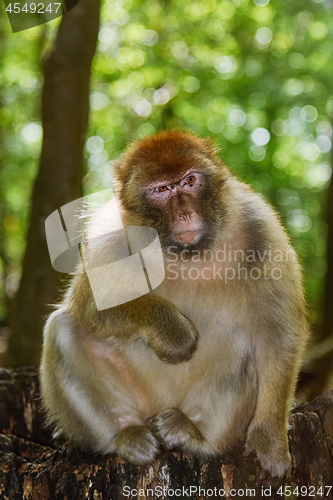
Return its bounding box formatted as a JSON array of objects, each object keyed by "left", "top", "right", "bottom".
[
  {"left": 147, "top": 408, "right": 205, "bottom": 453},
  {"left": 114, "top": 425, "right": 161, "bottom": 466},
  {"left": 244, "top": 427, "right": 291, "bottom": 487},
  {"left": 254, "top": 452, "right": 291, "bottom": 488}
]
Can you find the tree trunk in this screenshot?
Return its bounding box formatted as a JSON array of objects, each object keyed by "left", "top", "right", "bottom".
[
  {"left": 322, "top": 151, "right": 333, "bottom": 342},
  {"left": 302, "top": 148, "right": 333, "bottom": 398},
  {"left": 6, "top": 0, "right": 100, "bottom": 367},
  {"left": 0, "top": 368, "right": 333, "bottom": 500}
]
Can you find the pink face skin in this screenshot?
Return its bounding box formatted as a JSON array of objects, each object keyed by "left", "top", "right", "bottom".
[{"left": 146, "top": 171, "right": 204, "bottom": 246}]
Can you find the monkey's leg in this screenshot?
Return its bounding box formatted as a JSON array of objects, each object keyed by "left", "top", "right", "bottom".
[
  {"left": 147, "top": 408, "right": 214, "bottom": 455},
  {"left": 41, "top": 308, "right": 161, "bottom": 465},
  {"left": 244, "top": 332, "right": 304, "bottom": 485}
]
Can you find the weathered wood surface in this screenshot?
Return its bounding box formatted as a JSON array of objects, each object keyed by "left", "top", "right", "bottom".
[{"left": 0, "top": 368, "right": 333, "bottom": 500}]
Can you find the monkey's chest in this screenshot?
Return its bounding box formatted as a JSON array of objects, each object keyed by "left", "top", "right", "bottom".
[
  {"left": 111, "top": 282, "right": 254, "bottom": 418},
  {"left": 123, "top": 304, "right": 253, "bottom": 416}
]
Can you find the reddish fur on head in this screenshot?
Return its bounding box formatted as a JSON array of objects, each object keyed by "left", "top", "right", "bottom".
[
  {"left": 114, "top": 130, "right": 230, "bottom": 250},
  {"left": 115, "top": 131, "right": 225, "bottom": 203}
]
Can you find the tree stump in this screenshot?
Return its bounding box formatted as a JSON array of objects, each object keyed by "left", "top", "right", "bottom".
[{"left": 0, "top": 368, "right": 333, "bottom": 499}]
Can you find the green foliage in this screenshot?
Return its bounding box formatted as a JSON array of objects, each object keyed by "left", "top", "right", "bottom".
[{"left": 0, "top": 0, "right": 332, "bottom": 325}]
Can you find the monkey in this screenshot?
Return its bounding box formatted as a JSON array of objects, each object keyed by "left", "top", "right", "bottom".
[{"left": 40, "top": 130, "right": 309, "bottom": 484}]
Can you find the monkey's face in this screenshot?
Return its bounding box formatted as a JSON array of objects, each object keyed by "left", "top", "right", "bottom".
[
  {"left": 145, "top": 170, "right": 214, "bottom": 250},
  {"left": 115, "top": 131, "right": 229, "bottom": 253}
]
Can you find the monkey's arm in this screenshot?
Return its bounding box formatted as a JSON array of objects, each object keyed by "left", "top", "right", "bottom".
[
  {"left": 66, "top": 271, "right": 198, "bottom": 364},
  {"left": 244, "top": 287, "right": 309, "bottom": 484}
]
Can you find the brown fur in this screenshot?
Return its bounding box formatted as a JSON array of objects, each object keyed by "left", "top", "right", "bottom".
[{"left": 40, "top": 130, "right": 309, "bottom": 482}]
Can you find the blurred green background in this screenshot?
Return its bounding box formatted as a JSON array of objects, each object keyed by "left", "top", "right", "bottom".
[{"left": 0, "top": 0, "right": 332, "bottom": 392}]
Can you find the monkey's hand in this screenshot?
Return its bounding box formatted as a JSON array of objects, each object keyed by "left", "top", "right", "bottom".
[
  {"left": 146, "top": 303, "right": 198, "bottom": 364},
  {"left": 70, "top": 280, "right": 198, "bottom": 364},
  {"left": 147, "top": 408, "right": 205, "bottom": 452},
  {"left": 244, "top": 424, "right": 291, "bottom": 487}
]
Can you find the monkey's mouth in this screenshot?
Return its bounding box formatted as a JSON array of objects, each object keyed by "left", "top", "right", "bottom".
[{"left": 174, "top": 230, "right": 202, "bottom": 246}]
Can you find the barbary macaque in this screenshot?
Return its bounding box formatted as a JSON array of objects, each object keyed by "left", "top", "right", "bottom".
[{"left": 40, "top": 130, "right": 309, "bottom": 483}]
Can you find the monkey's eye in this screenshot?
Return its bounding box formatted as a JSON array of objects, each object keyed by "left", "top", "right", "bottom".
[
  {"left": 185, "top": 175, "right": 196, "bottom": 185},
  {"left": 155, "top": 185, "right": 168, "bottom": 192}
]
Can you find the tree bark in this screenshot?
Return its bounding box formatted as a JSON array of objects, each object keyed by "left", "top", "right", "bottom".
[
  {"left": 0, "top": 368, "right": 333, "bottom": 500},
  {"left": 303, "top": 148, "right": 333, "bottom": 398},
  {"left": 322, "top": 149, "right": 333, "bottom": 342},
  {"left": 6, "top": 0, "right": 100, "bottom": 367}
]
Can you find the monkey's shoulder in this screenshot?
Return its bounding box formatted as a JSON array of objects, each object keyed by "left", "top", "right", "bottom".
[{"left": 225, "top": 177, "right": 293, "bottom": 252}]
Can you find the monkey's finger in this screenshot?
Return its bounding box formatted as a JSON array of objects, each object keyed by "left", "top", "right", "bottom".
[
  {"left": 242, "top": 445, "right": 253, "bottom": 457},
  {"left": 256, "top": 469, "right": 271, "bottom": 487},
  {"left": 257, "top": 469, "right": 285, "bottom": 489},
  {"left": 146, "top": 415, "right": 157, "bottom": 425}
]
